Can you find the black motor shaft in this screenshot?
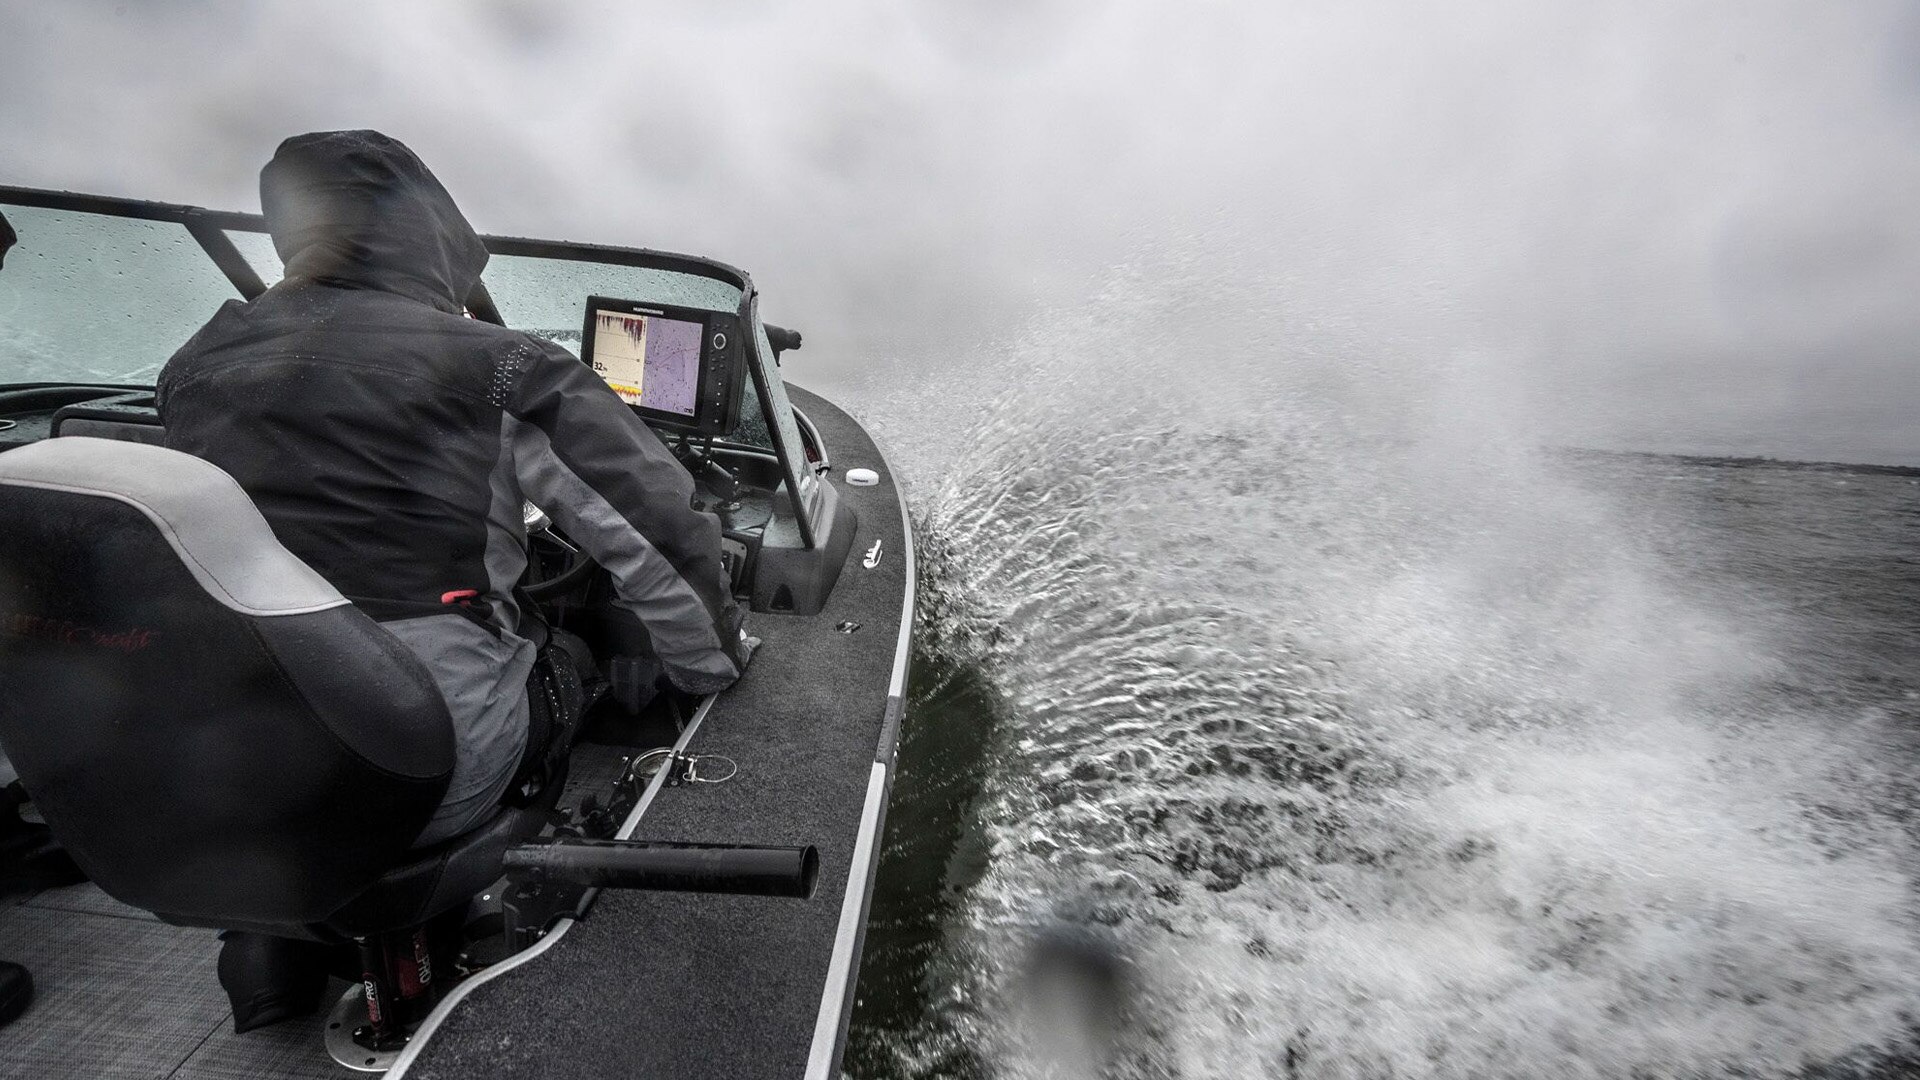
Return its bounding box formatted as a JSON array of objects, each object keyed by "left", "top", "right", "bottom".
[{"left": 505, "top": 837, "right": 819, "bottom": 899}]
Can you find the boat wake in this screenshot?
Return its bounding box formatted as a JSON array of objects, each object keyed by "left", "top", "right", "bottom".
[{"left": 847, "top": 262, "right": 1920, "bottom": 1079}]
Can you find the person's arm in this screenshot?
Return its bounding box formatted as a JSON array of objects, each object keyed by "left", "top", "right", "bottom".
[{"left": 505, "top": 338, "right": 746, "bottom": 693}]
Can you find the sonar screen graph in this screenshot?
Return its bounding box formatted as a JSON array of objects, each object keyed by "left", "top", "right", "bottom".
[{"left": 591, "top": 310, "right": 702, "bottom": 417}]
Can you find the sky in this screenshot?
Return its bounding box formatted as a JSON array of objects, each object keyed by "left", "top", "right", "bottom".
[{"left": 1, "top": 0, "right": 1916, "bottom": 464}]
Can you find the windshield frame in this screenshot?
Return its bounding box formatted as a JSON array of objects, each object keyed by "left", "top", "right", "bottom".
[
  {"left": 0, "top": 185, "right": 754, "bottom": 306},
  {"left": 0, "top": 184, "right": 818, "bottom": 546},
  {"left": 0, "top": 186, "right": 270, "bottom": 298}
]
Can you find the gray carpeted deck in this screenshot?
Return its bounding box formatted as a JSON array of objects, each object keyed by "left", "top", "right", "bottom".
[
  {"left": 170, "top": 979, "right": 357, "bottom": 1080},
  {"left": 0, "top": 742, "right": 641, "bottom": 1079},
  {"left": 399, "top": 386, "right": 912, "bottom": 1080},
  {"left": 0, "top": 895, "right": 236, "bottom": 1079}
]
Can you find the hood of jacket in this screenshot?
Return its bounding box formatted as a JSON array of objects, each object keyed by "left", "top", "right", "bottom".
[{"left": 260, "top": 130, "right": 488, "bottom": 314}]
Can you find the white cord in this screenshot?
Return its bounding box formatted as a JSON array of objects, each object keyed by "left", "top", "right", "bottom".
[
  {"left": 620, "top": 748, "right": 738, "bottom": 785},
  {"left": 684, "top": 754, "right": 738, "bottom": 784}
]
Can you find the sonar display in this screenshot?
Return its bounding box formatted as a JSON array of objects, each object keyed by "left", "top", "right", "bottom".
[{"left": 590, "top": 310, "right": 703, "bottom": 417}]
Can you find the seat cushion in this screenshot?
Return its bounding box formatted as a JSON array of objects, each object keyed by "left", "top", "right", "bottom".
[{"left": 0, "top": 439, "right": 456, "bottom": 925}]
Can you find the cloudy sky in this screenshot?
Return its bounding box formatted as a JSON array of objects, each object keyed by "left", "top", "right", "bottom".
[{"left": 2, "top": 0, "right": 1915, "bottom": 463}]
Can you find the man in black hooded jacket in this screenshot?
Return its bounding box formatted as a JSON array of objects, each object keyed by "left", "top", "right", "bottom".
[{"left": 159, "top": 131, "right": 749, "bottom": 850}]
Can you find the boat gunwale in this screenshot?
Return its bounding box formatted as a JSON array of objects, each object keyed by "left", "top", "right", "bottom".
[{"left": 803, "top": 416, "right": 916, "bottom": 1078}]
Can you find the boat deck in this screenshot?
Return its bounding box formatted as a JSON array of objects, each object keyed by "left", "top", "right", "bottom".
[
  {"left": 0, "top": 748, "right": 633, "bottom": 1079},
  {"left": 0, "top": 386, "right": 912, "bottom": 1080},
  {"left": 396, "top": 386, "right": 911, "bottom": 1079}
]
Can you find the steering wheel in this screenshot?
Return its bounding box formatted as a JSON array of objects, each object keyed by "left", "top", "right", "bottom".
[{"left": 522, "top": 503, "right": 598, "bottom": 601}]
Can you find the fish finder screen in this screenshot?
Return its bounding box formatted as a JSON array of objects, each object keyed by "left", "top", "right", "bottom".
[{"left": 588, "top": 309, "right": 704, "bottom": 417}]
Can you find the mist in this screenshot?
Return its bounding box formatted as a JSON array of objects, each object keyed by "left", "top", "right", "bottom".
[{"left": 2, "top": 0, "right": 1915, "bottom": 463}]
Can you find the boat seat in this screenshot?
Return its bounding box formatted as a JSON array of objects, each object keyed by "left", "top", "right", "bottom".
[{"left": 0, "top": 436, "right": 558, "bottom": 941}]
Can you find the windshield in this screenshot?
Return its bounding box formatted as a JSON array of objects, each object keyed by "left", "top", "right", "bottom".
[
  {"left": 0, "top": 200, "right": 777, "bottom": 451},
  {"left": 0, "top": 205, "right": 242, "bottom": 384},
  {"left": 1, "top": 186, "right": 818, "bottom": 544}
]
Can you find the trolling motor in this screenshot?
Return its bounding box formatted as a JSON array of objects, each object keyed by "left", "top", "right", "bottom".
[
  {"left": 498, "top": 835, "right": 819, "bottom": 950},
  {"left": 505, "top": 837, "right": 818, "bottom": 898},
  {"left": 496, "top": 749, "right": 819, "bottom": 950},
  {"left": 329, "top": 837, "right": 816, "bottom": 1068}
]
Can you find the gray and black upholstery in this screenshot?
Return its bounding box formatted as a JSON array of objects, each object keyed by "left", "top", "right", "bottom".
[{"left": 0, "top": 437, "right": 551, "bottom": 940}]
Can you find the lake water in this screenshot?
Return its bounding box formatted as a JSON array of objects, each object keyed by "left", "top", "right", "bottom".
[{"left": 844, "top": 386, "right": 1920, "bottom": 1080}]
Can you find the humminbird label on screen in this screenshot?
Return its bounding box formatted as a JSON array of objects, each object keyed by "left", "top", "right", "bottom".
[{"left": 589, "top": 308, "right": 703, "bottom": 418}]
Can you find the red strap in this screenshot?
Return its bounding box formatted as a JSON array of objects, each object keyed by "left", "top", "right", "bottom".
[{"left": 440, "top": 589, "right": 480, "bottom": 606}]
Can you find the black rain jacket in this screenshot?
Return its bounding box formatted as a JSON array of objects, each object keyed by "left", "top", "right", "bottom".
[{"left": 157, "top": 131, "right": 745, "bottom": 843}]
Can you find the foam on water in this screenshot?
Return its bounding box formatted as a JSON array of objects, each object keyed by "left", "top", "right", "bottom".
[{"left": 850, "top": 258, "right": 1920, "bottom": 1079}]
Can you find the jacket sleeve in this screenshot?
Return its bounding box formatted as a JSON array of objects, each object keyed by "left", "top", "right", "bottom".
[{"left": 504, "top": 337, "right": 745, "bottom": 694}]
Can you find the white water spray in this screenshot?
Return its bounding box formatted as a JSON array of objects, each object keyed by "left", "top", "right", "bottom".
[{"left": 853, "top": 253, "right": 1920, "bottom": 1079}]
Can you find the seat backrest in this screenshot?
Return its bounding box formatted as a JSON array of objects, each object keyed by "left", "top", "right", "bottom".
[{"left": 0, "top": 437, "right": 455, "bottom": 924}]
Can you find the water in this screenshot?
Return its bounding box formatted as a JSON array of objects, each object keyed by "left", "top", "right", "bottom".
[{"left": 838, "top": 283, "right": 1920, "bottom": 1079}]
